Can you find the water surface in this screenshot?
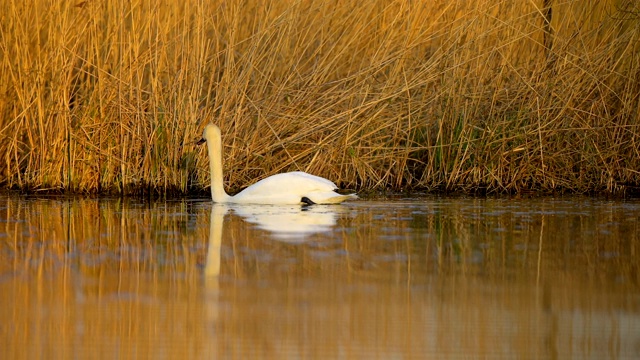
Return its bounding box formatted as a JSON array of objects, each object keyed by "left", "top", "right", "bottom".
[{"left": 0, "top": 194, "right": 639, "bottom": 359}]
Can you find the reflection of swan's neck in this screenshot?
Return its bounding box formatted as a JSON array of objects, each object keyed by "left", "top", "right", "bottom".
[
  {"left": 205, "top": 205, "right": 226, "bottom": 277},
  {"left": 205, "top": 204, "right": 224, "bottom": 325},
  {"left": 207, "top": 128, "right": 232, "bottom": 203}
]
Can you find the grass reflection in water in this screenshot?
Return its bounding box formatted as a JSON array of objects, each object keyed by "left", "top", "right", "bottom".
[{"left": 0, "top": 195, "right": 639, "bottom": 359}]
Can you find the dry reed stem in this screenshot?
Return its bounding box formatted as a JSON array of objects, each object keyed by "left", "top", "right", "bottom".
[{"left": 0, "top": 0, "right": 639, "bottom": 195}]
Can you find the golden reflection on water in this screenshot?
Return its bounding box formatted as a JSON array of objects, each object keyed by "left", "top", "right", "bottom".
[{"left": 0, "top": 195, "right": 639, "bottom": 359}]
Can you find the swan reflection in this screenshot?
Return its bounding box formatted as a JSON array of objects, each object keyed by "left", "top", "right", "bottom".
[
  {"left": 204, "top": 204, "right": 345, "bottom": 276},
  {"left": 230, "top": 204, "right": 343, "bottom": 242},
  {"left": 202, "top": 203, "right": 345, "bottom": 352},
  {"left": 202, "top": 203, "right": 345, "bottom": 342},
  {"left": 205, "top": 204, "right": 227, "bottom": 277}
]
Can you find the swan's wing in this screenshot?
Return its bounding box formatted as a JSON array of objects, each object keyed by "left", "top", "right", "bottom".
[
  {"left": 283, "top": 171, "right": 338, "bottom": 188},
  {"left": 231, "top": 171, "right": 341, "bottom": 204}
]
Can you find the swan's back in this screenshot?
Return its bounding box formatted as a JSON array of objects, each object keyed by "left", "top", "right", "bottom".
[{"left": 231, "top": 171, "right": 356, "bottom": 205}]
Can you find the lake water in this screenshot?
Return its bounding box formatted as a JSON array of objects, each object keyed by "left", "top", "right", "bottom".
[{"left": 0, "top": 194, "right": 639, "bottom": 359}]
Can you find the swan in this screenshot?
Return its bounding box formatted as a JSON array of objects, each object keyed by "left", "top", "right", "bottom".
[{"left": 197, "top": 124, "right": 358, "bottom": 205}]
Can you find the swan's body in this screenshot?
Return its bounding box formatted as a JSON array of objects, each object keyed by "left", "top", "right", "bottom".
[{"left": 198, "top": 124, "right": 357, "bottom": 205}]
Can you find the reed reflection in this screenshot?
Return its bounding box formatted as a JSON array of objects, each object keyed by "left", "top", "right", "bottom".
[{"left": 0, "top": 195, "right": 638, "bottom": 359}]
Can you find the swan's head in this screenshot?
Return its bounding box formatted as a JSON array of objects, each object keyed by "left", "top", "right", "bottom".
[{"left": 197, "top": 124, "right": 221, "bottom": 145}]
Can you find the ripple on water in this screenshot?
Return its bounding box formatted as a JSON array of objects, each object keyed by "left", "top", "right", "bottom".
[{"left": 0, "top": 195, "right": 639, "bottom": 359}]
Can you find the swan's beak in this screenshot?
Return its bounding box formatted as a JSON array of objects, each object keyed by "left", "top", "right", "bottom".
[{"left": 197, "top": 138, "right": 206, "bottom": 145}]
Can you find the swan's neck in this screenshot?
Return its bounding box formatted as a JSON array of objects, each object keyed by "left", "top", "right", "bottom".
[{"left": 208, "top": 131, "right": 232, "bottom": 203}]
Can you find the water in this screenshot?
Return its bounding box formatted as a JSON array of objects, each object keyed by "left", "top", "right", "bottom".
[{"left": 1, "top": 194, "right": 639, "bottom": 359}]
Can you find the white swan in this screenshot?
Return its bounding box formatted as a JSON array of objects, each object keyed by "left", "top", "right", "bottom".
[{"left": 198, "top": 124, "right": 357, "bottom": 205}]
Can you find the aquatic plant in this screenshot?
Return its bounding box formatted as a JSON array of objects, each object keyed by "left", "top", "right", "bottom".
[{"left": 0, "top": 0, "right": 638, "bottom": 195}]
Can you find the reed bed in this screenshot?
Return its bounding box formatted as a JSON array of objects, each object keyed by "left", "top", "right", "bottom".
[{"left": 0, "top": 0, "right": 639, "bottom": 195}]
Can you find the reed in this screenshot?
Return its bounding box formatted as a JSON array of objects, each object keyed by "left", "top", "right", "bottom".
[{"left": 0, "top": 0, "right": 638, "bottom": 195}]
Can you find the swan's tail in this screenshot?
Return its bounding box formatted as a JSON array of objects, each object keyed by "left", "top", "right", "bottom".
[{"left": 314, "top": 193, "right": 358, "bottom": 204}]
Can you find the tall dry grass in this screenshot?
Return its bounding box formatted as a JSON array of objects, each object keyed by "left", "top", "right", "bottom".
[{"left": 0, "top": 0, "right": 639, "bottom": 195}]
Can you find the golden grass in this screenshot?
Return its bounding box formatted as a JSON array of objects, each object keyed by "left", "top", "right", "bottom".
[{"left": 0, "top": 0, "right": 639, "bottom": 194}]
